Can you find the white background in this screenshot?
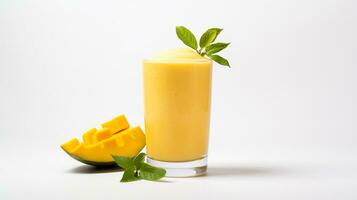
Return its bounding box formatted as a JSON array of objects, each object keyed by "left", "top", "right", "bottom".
[{"left": 0, "top": 0, "right": 356, "bottom": 199}]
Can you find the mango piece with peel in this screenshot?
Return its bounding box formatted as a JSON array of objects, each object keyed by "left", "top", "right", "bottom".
[
  {"left": 101, "top": 115, "right": 129, "bottom": 134},
  {"left": 61, "top": 126, "right": 146, "bottom": 166}
]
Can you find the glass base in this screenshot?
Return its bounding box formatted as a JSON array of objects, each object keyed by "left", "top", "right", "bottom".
[{"left": 147, "top": 156, "right": 207, "bottom": 177}]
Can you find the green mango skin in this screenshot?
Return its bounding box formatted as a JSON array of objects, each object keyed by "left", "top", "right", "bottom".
[{"left": 62, "top": 147, "right": 116, "bottom": 167}]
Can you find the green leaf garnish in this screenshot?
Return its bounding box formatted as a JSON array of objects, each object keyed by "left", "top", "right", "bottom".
[
  {"left": 207, "top": 54, "right": 230, "bottom": 67},
  {"left": 176, "top": 26, "right": 198, "bottom": 50},
  {"left": 112, "top": 155, "right": 134, "bottom": 170},
  {"left": 199, "top": 28, "right": 222, "bottom": 49},
  {"left": 112, "top": 153, "right": 166, "bottom": 183},
  {"left": 133, "top": 152, "right": 146, "bottom": 169},
  {"left": 206, "top": 42, "right": 230, "bottom": 55},
  {"left": 139, "top": 163, "right": 166, "bottom": 181},
  {"left": 121, "top": 170, "right": 140, "bottom": 182},
  {"left": 175, "top": 26, "right": 231, "bottom": 67}
]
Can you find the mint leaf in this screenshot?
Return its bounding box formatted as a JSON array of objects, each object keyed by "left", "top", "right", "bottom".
[
  {"left": 206, "top": 42, "right": 230, "bottom": 55},
  {"left": 133, "top": 153, "right": 146, "bottom": 169},
  {"left": 207, "top": 28, "right": 222, "bottom": 43},
  {"left": 139, "top": 163, "right": 166, "bottom": 181},
  {"left": 176, "top": 26, "right": 198, "bottom": 50},
  {"left": 121, "top": 170, "right": 140, "bottom": 182},
  {"left": 174, "top": 26, "right": 231, "bottom": 67},
  {"left": 113, "top": 153, "right": 166, "bottom": 183},
  {"left": 199, "top": 28, "right": 222, "bottom": 48},
  {"left": 208, "top": 54, "right": 230, "bottom": 67},
  {"left": 112, "top": 155, "right": 134, "bottom": 170}
]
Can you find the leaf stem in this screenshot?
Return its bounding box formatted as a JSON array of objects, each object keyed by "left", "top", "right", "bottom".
[
  {"left": 197, "top": 48, "right": 206, "bottom": 56},
  {"left": 196, "top": 49, "right": 201, "bottom": 55}
]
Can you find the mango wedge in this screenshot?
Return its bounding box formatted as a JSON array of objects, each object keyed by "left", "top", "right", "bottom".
[{"left": 61, "top": 115, "right": 145, "bottom": 166}]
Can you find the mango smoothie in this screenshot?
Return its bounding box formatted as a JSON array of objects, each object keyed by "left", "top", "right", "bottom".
[{"left": 143, "top": 48, "right": 212, "bottom": 163}]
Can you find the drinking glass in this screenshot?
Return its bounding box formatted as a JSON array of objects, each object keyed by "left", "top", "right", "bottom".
[{"left": 143, "top": 55, "right": 212, "bottom": 177}]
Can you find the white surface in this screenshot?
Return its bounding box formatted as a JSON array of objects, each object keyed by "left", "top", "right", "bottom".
[
  {"left": 1, "top": 0, "right": 357, "bottom": 199},
  {"left": 1, "top": 146, "right": 356, "bottom": 199}
]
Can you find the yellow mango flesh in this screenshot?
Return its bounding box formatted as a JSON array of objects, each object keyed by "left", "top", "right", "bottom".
[
  {"left": 101, "top": 115, "right": 129, "bottom": 134},
  {"left": 82, "top": 128, "right": 97, "bottom": 145},
  {"left": 61, "top": 126, "right": 146, "bottom": 164},
  {"left": 92, "top": 128, "right": 111, "bottom": 143},
  {"left": 61, "top": 138, "right": 80, "bottom": 152}
]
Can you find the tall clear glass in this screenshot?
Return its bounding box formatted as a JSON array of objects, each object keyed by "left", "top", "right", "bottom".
[{"left": 143, "top": 50, "right": 212, "bottom": 177}]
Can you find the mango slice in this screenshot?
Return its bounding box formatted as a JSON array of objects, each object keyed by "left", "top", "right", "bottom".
[
  {"left": 61, "top": 115, "right": 145, "bottom": 166},
  {"left": 61, "top": 126, "right": 145, "bottom": 166}
]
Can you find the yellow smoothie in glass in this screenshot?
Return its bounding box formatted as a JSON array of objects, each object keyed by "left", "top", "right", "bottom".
[{"left": 143, "top": 48, "right": 212, "bottom": 162}]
